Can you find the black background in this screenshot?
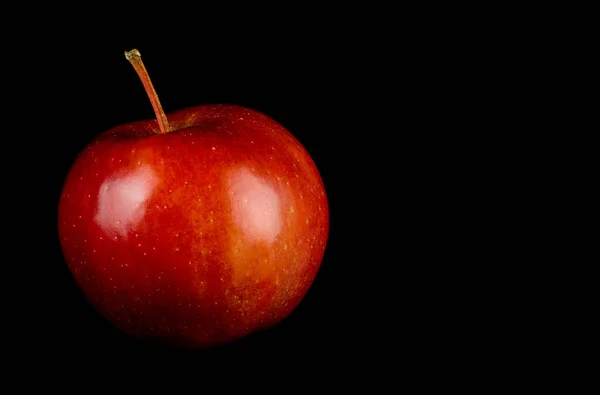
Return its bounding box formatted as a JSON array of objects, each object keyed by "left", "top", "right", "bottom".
[{"left": 10, "top": 8, "right": 518, "bottom": 379}]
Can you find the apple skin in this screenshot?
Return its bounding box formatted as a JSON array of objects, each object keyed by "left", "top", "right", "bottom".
[{"left": 58, "top": 104, "right": 329, "bottom": 348}]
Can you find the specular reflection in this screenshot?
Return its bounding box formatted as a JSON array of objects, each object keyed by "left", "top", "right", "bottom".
[
  {"left": 95, "top": 165, "right": 158, "bottom": 238},
  {"left": 228, "top": 167, "right": 282, "bottom": 244}
]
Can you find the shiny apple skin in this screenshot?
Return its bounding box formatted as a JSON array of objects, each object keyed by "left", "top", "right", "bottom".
[{"left": 58, "top": 104, "right": 329, "bottom": 348}]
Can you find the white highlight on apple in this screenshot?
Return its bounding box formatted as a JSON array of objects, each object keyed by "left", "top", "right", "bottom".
[
  {"left": 229, "top": 167, "right": 281, "bottom": 244},
  {"left": 95, "top": 165, "right": 158, "bottom": 238}
]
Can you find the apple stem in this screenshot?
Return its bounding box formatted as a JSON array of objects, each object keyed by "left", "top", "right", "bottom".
[{"left": 125, "top": 49, "right": 171, "bottom": 134}]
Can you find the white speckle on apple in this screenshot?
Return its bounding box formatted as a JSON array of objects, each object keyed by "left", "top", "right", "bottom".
[
  {"left": 138, "top": 243, "right": 141, "bottom": 247},
  {"left": 250, "top": 140, "right": 254, "bottom": 144}
]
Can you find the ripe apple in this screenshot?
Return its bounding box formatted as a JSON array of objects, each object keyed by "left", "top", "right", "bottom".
[{"left": 57, "top": 49, "right": 329, "bottom": 348}]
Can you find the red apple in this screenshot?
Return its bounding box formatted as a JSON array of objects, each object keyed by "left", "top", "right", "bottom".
[{"left": 57, "top": 49, "right": 329, "bottom": 348}]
